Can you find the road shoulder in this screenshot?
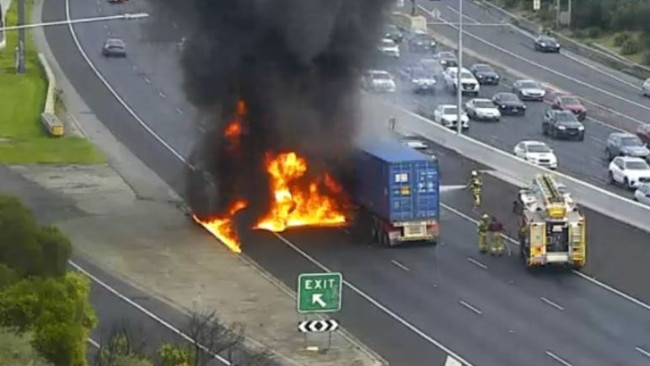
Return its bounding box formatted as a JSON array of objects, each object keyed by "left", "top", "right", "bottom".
[{"left": 25, "top": 0, "right": 385, "bottom": 364}]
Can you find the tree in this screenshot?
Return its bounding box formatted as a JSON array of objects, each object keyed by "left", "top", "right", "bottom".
[
  {"left": 185, "top": 309, "right": 244, "bottom": 366},
  {"left": 0, "top": 327, "right": 52, "bottom": 366},
  {"left": 0, "top": 193, "right": 72, "bottom": 278},
  {"left": 0, "top": 273, "right": 97, "bottom": 366},
  {"left": 95, "top": 322, "right": 148, "bottom": 366},
  {"left": 0, "top": 263, "right": 18, "bottom": 290},
  {"left": 157, "top": 343, "right": 194, "bottom": 366}
]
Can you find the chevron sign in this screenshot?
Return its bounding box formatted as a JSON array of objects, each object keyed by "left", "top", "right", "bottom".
[{"left": 298, "top": 319, "right": 339, "bottom": 333}]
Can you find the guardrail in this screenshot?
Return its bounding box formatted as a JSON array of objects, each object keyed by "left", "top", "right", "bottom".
[
  {"left": 37, "top": 53, "right": 65, "bottom": 137},
  {"left": 478, "top": 0, "right": 650, "bottom": 81},
  {"left": 360, "top": 93, "right": 650, "bottom": 233}
]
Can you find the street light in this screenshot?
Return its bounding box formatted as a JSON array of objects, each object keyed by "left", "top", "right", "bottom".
[{"left": 456, "top": 0, "right": 463, "bottom": 134}]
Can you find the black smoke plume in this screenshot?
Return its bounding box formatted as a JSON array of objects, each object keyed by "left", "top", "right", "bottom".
[{"left": 172, "top": 0, "right": 394, "bottom": 226}]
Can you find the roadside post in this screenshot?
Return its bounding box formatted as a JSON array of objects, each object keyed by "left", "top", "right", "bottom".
[{"left": 296, "top": 272, "right": 343, "bottom": 351}]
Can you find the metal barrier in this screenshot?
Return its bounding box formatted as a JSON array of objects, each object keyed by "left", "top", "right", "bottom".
[{"left": 360, "top": 93, "right": 650, "bottom": 233}]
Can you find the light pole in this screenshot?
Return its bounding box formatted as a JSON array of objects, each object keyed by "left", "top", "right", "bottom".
[{"left": 456, "top": 0, "right": 463, "bottom": 134}]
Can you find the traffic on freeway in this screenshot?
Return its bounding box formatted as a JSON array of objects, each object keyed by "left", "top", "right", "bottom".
[
  {"left": 419, "top": 0, "right": 650, "bottom": 129},
  {"left": 368, "top": 21, "right": 650, "bottom": 205},
  {"left": 43, "top": 0, "right": 650, "bottom": 364}
]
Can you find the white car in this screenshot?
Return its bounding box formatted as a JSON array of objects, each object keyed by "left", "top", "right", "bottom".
[
  {"left": 608, "top": 156, "right": 650, "bottom": 189},
  {"left": 642, "top": 78, "right": 650, "bottom": 97},
  {"left": 634, "top": 183, "right": 650, "bottom": 205},
  {"left": 378, "top": 38, "right": 400, "bottom": 58},
  {"left": 361, "top": 70, "right": 396, "bottom": 93},
  {"left": 465, "top": 98, "right": 501, "bottom": 121},
  {"left": 433, "top": 104, "right": 469, "bottom": 131},
  {"left": 513, "top": 140, "right": 557, "bottom": 169},
  {"left": 442, "top": 67, "right": 479, "bottom": 95}
]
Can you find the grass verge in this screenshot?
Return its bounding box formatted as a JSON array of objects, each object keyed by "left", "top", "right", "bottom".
[{"left": 0, "top": 0, "right": 106, "bottom": 164}]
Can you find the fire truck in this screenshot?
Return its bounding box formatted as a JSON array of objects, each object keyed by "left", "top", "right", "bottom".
[{"left": 514, "top": 174, "right": 586, "bottom": 269}]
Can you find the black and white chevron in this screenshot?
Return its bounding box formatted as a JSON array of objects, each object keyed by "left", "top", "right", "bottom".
[{"left": 297, "top": 319, "right": 339, "bottom": 333}]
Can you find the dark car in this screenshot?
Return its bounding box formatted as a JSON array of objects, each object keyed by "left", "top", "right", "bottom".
[
  {"left": 108, "top": 0, "right": 129, "bottom": 3},
  {"left": 102, "top": 38, "right": 126, "bottom": 57},
  {"left": 636, "top": 124, "right": 650, "bottom": 145},
  {"left": 406, "top": 30, "right": 437, "bottom": 52},
  {"left": 551, "top": 94, "right": 586, "bottom": 121},
  {"left": 491, "top": 92, "right": 526, "bottom": 116},
  {"left": 399, "top": 66, "right": 437, "bottom": 94},
  {"left": 384, "top": 24, "right": 403, "bottom": 43},
  {"left": 542, "top": 110, "right": 585, "bottom": 140},
  {"left": 605, "top": 132, "right": 650, "bottom": 160},
  {"left": 436, "top": 51, "right": 458, "bottom": 69},
  {"left": 469, "top": 63, "right": 500, "bottom": 85},
  {"left": 534, "top": 35, "right": 560, "bottom": 53}
]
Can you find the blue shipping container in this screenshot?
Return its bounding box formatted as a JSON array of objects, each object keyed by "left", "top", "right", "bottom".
[{"left": 352, "top": 138, "right": 439, "bottom": 222}]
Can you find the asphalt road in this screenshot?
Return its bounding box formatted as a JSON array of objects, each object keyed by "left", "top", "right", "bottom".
[
  {"left": 72, "top": 257, "right": 245, "bottom": 366},
  {"left": 43, "top": 0, "right": 650, "bottom": 364},
  {"left": 419, "top": 0, "right": 650, "bottom": 128}
]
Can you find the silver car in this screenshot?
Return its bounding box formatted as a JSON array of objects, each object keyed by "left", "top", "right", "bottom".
[
  {"left": 102, "top": 38, "right": 126, "bottom": 57},
  {"left": 634, "top": 183, "right": 650, "bottom": 205},
  {"left": 605, "top": 132, "right": 650, "bottom": 161},
  {"left": 642, "top": 78, "right": 650, "bottom": 97},
  {"left": 512, "top": 79, "right": 546, "bottom": 101}
]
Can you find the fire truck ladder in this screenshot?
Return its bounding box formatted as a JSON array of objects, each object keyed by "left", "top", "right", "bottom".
[{"left": 534, "top": 175, "right": 566, "bottom": 218}]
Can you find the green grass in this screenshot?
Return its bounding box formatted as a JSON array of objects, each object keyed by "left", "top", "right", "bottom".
[
  {"left": 0, "top": 0, "right": 106, "bottom": 164},
  {"left": 584, "top": 32, "right": 645, "bottom": 65}
]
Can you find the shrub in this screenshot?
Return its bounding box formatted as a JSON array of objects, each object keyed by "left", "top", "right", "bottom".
[
  {"left": 642, "top": 51, "right": 650, "bottom": 66},
  {"left": 586, "top": 27, "right": 601, "bottom": 38},
  {"left": 614, "top": 32, "right": 631, "bottom": 47},
  {"left": 621, "top": 38, "right": 641, "bottom": 55}
]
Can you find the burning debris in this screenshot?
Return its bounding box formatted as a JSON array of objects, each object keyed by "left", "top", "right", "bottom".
[{"left": 165, "top": 0, "right": 393, "bottom": 252}]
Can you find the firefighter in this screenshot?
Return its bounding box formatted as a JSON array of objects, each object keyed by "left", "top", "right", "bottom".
[
  {"left": 488, "top": 216, "right": 505, "bottom": 255},
  {"left": 467, "top": 170, "right": 482, "bottom": 206},
  {"left": 477, "top": 213, "right": 490, "bottom": 253}
]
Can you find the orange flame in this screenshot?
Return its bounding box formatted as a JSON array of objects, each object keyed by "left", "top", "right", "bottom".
[
  {"left": 254, "top": 152, "right": 347, "bottom": 232},
  {"left": 224, "top": 100, "right": 246, "bottom": 141},
  {"left": 192, "top": 200, "right": 248, "bottom": 253}
]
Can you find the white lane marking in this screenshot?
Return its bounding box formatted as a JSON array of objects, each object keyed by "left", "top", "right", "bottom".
[
  {"left": 444, "top": 355, "right": 463, "bottom": 366},
  {"left": 175, "top": 107, "right": 183, "bottom": 115},
  {"left": 589, "top": 136, "right": 605, "bottom": 145},
  {"left": 466, "top": 257, "right": 488, "bottom": 270},
  {"left": 271, "top": 233, "right": 473, "bottom": 365},
  {"left": 65, "top": 0, "right": 188, "bottom": 165},
  {"left": 87, "top": 338, "right": 100, "bottom": 348},
  {"left": 391, "top": 259, "right": 410, "bottom": 272},
  {"left": 440, "top": 203, "right": 650, "bottom": 313},
  {"left": 144, "top": 77, "right": 151, "bottom": 84},
  {"left": 458, "top": 300, "right": 482, "bottom": 315},
  {"left": 545, "top": 350, "right": 573, "bottom": 366},
  {"left": 540, "top": 297, "right": 565, "bottom": 311},
  {"left": 64, "top": 0, "right": 640, "bottom": 362},
  {"left": 636, "top": 346, "right": 650, "bottom": 359},
  {"left": 158, "top": 91, "right": 166, "bottom": 99},
  {"left": 420, "top": 7, "right": 650, "bottom": 117},
  {"left": 69, "top": 261, "right": 231, "bottom": 365}
]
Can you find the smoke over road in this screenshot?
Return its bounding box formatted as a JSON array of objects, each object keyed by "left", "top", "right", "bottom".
[{"left": 160, "top": 0, "right": 393, "bottom": 235}]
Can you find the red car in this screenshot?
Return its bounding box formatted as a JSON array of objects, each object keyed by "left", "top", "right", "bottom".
[
  {"left": 636, "top": 124, "right": 650, "bottom": 145},
  {"left": 551, "top": 94, "right": 586, "bottom": 121}
]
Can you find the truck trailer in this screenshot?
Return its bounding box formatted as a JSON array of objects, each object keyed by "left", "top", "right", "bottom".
[{"left": 347, "top": 138, "right": 440, "bottom": 246}]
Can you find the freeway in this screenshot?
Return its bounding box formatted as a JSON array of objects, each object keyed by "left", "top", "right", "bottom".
[
  {"left": 418, "top": 0, "right": 650, "bottom": 129},
  {"left": 43, "top": 0, "right": 650, "bottom": 365},
  {"left": 43, "top": 0, "right": 455, "bottom": 364},
  {"left": 376, "top": 50, "right": 637, "bottom": 201}
]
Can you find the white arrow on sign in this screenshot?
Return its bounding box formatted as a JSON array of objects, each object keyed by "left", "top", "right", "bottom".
[
  {"left": 431, "top": 7, "right": 441, "bottom": 19},
  {"left": 312, "top": 293, "right": 327, "bottom": 308}
]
